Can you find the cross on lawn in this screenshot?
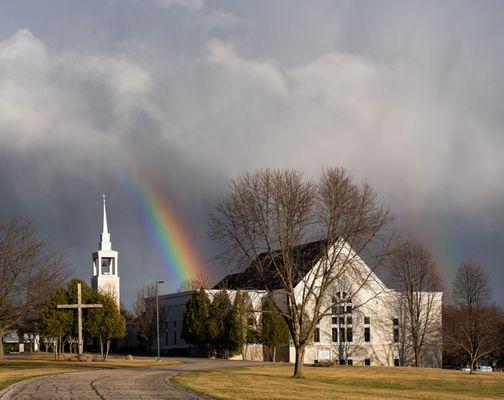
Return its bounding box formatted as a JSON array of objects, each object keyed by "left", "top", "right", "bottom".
[{"left": 57, "top": 283, "right": 102, "bottom": 355}]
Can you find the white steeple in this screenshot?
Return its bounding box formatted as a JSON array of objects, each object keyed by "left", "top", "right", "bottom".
[
  {"left": 92, "top": 194, "right": 120, "bottom": 307},
  {"left": 100, "top": 194, "right": 112, "bottom": 251}
]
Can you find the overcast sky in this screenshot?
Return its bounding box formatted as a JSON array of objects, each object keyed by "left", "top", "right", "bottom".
[{"left": 1, "top": 0, "right": 503, "bottom": 306}]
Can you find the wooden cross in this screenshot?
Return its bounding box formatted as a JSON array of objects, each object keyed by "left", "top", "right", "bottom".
[{"left": 57, "top": 283, "right": 102, "bottom": 355}]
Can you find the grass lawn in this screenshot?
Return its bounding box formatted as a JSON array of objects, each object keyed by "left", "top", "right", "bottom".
[
  {"left": 173, "top": 364, "right": 504, "bottom": 400},
  {"left": 0, "top": 355, "right": 178, "bottom": 391}
]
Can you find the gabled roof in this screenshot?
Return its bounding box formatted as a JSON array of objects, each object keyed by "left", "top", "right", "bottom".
[{"left": 213, "top": 240, "right": 328, "bottom": 290}]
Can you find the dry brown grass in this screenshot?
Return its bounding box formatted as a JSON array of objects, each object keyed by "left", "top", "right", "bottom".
[
  {"left": 174, "top": 364, "right": 504, "bottom": 400},
  {"left": 0, "top": 356, "right": 178, "bottom": 390}
]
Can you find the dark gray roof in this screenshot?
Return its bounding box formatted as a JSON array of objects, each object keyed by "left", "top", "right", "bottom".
[{"left": 213, "top": 240, "right": 329, "bottom": 290}]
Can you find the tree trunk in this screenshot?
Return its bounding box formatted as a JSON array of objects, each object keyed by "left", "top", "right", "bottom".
[
  {"left": 0, "top": 331, "right": 4, "bottom": 357},
  {"left": 293, "top": 345, "right": 305, "bottom": 378},
  {"left": 414, "top": 348, "right": 420, "bottom": 367},
  {"left": 470, "top": 356, "right": 475, "bottom": 374},
  {"left": 99, "top": 335, "right": 104, "bottom": 361},
  {"left": 105, "top": 339, "right": 111, "bottom": 360},
  {"left": 272, "top": 346, "right": 276, "bottom": 363}
]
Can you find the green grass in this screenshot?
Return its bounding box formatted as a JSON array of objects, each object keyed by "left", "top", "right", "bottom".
[{"left": 173, "top": 364, "right": 504, "bottom": 400}]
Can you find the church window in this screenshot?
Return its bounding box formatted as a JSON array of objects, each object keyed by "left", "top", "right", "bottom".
[
  {"left": 364, "top": 327, "right": 370, "bottom": 342},
  {"left": 339, "top": 316, "right": 345, "bottom": 324},
  {"left": 347, "top": 327, "right": 353, "bottom": 342},
  {"left": 339, "top": 327, "right": 345, "bottom": 342},
  {"left": 332, "top": 316, "right": 337, "bottom": 325},
  {"left": 393, "top": 328, "right": 399, "bottom": 343},
  {"left": 365, "top": 359, "right": 371, "bottom": 366},
  {"left": 393, "top": 317, "right": 399, "bottom": 326},
  {"left": 394, "top": 359, "right": 400, "bottom": 367},
  {"left": 364, "top": 316, "right": 370, "bottom": 325},
  {"left": 314, "top": 328, "right": 320, "bottom": 343},
  {"left": 347, "top": 359, "right": 353, "bottom": 366},
  {"left": 347, "top": 316, "right": 352, "bottom": 325},
  {"left": 332, "top": 327, "right": 338, "bottom": 342}
]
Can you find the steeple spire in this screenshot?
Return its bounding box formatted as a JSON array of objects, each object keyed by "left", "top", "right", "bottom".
[
  {"left": 99, "top": 194, "right": 111, "bottom": 251},
  {"left": 102, "top": 194, "right": 108, "bottom": 235}
]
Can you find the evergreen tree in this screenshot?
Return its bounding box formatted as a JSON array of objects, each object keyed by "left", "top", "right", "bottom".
[
  {"left": 87, "top": 291, "right": 126, "bottom": 360},
  {"left": 231, "top": 290, "right": 258, "bottom": 360},
  {"left": 39, "top": 287, "right": 74, "bottom": 359},
  {"left": 260, "top": 300, "right": 290, "bottom": 362},
  {"left": 208, "top": 289, "right": 234, "bottom": 358},
  {"left": 181, "top": 287, "right": 211, "bottom": 355}
]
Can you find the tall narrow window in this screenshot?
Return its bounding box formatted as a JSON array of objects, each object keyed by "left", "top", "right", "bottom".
[
  {"left": 332, "top": 316, "right": 338, "bottom": 325},
  {"left": 364, "top": 316, "right": 370, "bottom": 325},
  {"left": 339, "top": 316, "right": 345, "bottom": 324},
  {"left": 339, "top": 327, "right": 345, "bottom": 342},
  {"left": 393, "top": 318, "right": 399, "bottom": 326},
  {"left": 347, "top": 327, "right": 353, "bottom": 342},
  {"left": 347, "top": 316, "right": 352, "bottom": 325},
  {"left": 332, "top": 327, "right": 338, "bottom": 342},
  {"left": 364, "top": 327, "right": 370, "bottom": 342},
  {"left": 314, "top": 328, "right": 320, "bottom": 343},
  {"left": 393, "top": 328, "right": 399, "bottom": 343}
]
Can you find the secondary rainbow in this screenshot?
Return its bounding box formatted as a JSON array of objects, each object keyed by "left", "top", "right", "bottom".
[{"left": 121, "top": 169, "right": 205, "bottom": 285}]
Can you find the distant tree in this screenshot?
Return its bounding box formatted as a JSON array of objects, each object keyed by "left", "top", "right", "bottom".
[
  {"left": 133, "top": 284, "right": 157, "bottom": 351},
  {"left": 39, "top": 288, "right": 74, "bottom": 359},
  {"left": 389, "top": 239, "right": 444, "bottom": 367},
  {"left": 494, "top": 311, "right": 504, "bottom": 369},
  {"left": 445, "top": 258, "right": 498, "bottom": 373},
  {"left": 231, "top": 290, "right": 259, "bottom": 360},
  {"left": 181, "top": 287, "right": 211, "bottom": 355},
  {"left": 88, "top": 291, "right": 126, "bottom": 360},
  {"left": 260, "top": 300, "right": 290, "bottom": 362},
  {"left": 0, "top": 217, "right": 70, "bottom": 356},
  {"left": 178, "top": 273, "right": 212, "bottom": 292},
  {"left": 208, "top": 290, "right": 236, "bottom": 358}
]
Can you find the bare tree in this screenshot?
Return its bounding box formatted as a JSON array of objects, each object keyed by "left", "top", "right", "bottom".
[
  {"left": 445, "top": 258, "right": 497, "bottom": 373},
  {"left": 0, "top": 217, "right": 70, "bottom": 356},
  {"left": 178, "top": 272, "right": 212, "bottom": 292},
  {"left": 209, "top": 168, "right": 393, "bottom": 377},
  {"left": 132, "top": 283, "right": 157, "bottom": 351},
  {"left": 389, "top": 239, "right": 444, "bottom": 367}
]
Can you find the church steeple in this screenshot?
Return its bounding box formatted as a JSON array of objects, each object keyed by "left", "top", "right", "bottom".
[
  {"left": 100, "top": 194, "right": 111, "bottom": 251},
  {"left": 92, "top": 194, "right": 120, "bottom": 307}
]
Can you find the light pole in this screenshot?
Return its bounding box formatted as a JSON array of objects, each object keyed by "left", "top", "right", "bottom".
[{"left": 155, "top": 280, "right": 164, "bottom": 361}]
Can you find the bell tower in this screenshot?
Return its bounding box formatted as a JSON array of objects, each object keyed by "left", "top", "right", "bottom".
[{"left": 91, "top": 194, "right": 120, "bottom": 307}]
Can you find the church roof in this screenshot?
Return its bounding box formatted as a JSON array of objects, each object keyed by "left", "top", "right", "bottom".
[{"left": 213, "top": 240, "right": 329, "bottom": 290}]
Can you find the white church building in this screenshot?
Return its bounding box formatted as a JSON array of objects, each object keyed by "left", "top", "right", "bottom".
[
  {"left": 91, "top": 195, "right": 120, "bottom": 307},
  {"left": 154, "top": 240, "right": 443, "bottom": 367}
]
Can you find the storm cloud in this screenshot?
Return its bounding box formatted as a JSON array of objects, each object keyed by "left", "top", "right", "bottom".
[{"left": 1, "top": 0, "right": 503, "bottom": 305}]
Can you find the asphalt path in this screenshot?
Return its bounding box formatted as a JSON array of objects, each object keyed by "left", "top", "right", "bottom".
[{"left": 0, "top": 357, "right": 267, "bottom": 400}]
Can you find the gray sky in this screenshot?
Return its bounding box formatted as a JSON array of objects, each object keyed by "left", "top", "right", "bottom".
[{"left": 1, "top": 0, "right": 503, "bottom": 307}]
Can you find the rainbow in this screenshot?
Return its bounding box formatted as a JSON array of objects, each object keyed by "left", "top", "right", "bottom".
[{"left": 119, "top": 168, "right": 206, "bottom": 286}]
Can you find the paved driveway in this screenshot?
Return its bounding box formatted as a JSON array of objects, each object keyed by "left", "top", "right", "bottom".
[{"left": 0, "top": 358, "right": 266, "bottom": 400}]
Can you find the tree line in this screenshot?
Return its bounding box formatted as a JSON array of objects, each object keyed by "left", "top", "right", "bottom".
[{"left": 181, "top": 288, "right": 289, "bottom": 361}]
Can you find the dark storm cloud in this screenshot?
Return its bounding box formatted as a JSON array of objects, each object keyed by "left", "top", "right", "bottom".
[{"left": 1, "top": 0, "right": 503, "bottom": 305}]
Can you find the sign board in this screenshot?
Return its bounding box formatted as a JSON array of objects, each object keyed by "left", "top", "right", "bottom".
[{"left": 318, "top": 349, "right": 331, "bottom": 361}]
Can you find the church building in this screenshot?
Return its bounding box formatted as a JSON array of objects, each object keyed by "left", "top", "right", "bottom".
[
  {"left": 91, "top": 195, "right": 120, "bottom": 307},
  {"left": 154, "top": 240, "right": 443, "bottom": 367}
]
